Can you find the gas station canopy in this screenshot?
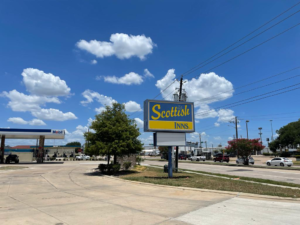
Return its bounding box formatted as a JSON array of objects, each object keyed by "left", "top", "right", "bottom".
[{"left": 0, "top": 128, "right": 65, "bottom": 139}]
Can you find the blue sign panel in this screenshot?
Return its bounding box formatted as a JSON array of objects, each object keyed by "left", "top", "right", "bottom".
[{"left": 144, "top": 99, "right": 195, "bottom": 132}]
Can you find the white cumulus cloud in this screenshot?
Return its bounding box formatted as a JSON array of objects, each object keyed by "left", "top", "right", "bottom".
[
  {"left": 91, "top": 60, "right": 97, "bottom": 65},
  {"left": 134, "top": 118, "right": 144, "bottom": 129},
  {"left": 217, "top": 109, "right": 235, "bottom": 123},
  {"left": 22, "top": 68, "right": 71, "bottom": 96},
  {"left": 2, "top": 90, "right": 60, "bottom": 112},
  {"left": 214, "top": 122, "right": 220, "bottom": 127},
  {"left": 7, "top": 117, "right": 46, "bottom": 126},
  {"left": 81, "top": 89, "right": 117, "bottom": 106},
  {"left": 76, "top": 33, "right": 155, "bottom": 60},
  {"left": 144, "top": 69, "right": 154, "bottom": 78},
  {"left": 103, "top": 72, "right": 143, "bottom": 85},
  {"left": 124, "top": 101, "right": 142, "bottom": 112},
  {"left": 95, "top": 106, "right": 106, "bottom": 114},
  {"left": 31, "top": 108, "right": 77, "bottom": 121},
  {"left": 155, "top": 69, "right": 235, "bottom": 123}
]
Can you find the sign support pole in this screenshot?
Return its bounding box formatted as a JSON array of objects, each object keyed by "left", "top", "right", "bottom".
[{"left": 168, "top": 146, "right": 173, "bottom": 178}]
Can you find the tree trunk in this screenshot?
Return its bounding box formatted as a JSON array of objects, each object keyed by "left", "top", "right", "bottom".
[
  {"left": 107, "top": 154, "right": 110, "bottom": 165},
  {"left": 114, "top": 154, "right": 117, "bottom": 164}
]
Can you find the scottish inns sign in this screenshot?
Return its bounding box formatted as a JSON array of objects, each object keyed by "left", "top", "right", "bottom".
[{"left": 144, "top": 100, "right": 195, "bottom": 132}]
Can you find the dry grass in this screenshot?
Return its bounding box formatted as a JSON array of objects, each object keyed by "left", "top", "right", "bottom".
[
  {"left": 121, "top": 166, "right": 300, "bottom": 198},
  {"left": 0, "top": 166, "right": 27, "bottom": 170}
]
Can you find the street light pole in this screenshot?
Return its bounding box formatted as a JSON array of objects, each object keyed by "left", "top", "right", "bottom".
[
  {"left": 258, "top": 127, "right": 263, "bottom": 155},
  {"left": 246, "top": 120, "right": 249, "bottom": 139},
  {"left": 270, "top": 120, "right": 274, "bottom": 141}
]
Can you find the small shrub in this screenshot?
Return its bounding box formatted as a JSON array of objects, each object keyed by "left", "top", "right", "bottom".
[
  {"left": 99, "top": 164, "right": 107, "bottom": 173},
  {"left": 263, "top": 153, "right": 270, "bottom": 156},
  {"left": 280, "top": 152, "right": 291, "bottom": 157},
  {"left": 123, "top": 161, "right": 132, "bottom": 170},
  {"left": 112, "top": 164, "right": 121, "bottom": 173},
  {"left": 295, "top": 155, "right": 300, "bottom": 158},
  {"left": 136, "top": 156, "right": 144, "bottom": 165}
]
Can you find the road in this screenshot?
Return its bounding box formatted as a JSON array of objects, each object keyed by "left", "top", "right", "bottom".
[
  {"left": 0, "top": 161, "right": 299, "bottom": 225},
  {"left": 144, "top": 160, "right": 300, "bottom": 185}
]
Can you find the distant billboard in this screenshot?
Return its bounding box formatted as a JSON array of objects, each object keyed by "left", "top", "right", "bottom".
[{"left": 144, "top": 100, "right": 194, "bottom": 132}]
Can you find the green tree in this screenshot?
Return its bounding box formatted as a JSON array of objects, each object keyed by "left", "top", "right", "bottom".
[
  {"left": 226, "top": 139, "right": 264, "bottom": 165},
  {"left": 66, "top": 141, "right": 81, "bottom": 154},
  {"left": 66, "top": 141, "right": 81, "bottom": 146},
  {"left": 268, "top": 119, "right": 300, "bottom": 151},
  {"left": 84, "top": 103, "right": 143, "bottom": 165},
  {"left": 158, "top": 146, "right": 169, "bottom": 159}
]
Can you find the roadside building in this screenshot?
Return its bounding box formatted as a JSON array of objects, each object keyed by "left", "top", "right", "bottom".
[{"left": 4, "top": 145, "right": 80, "bottom": 162}]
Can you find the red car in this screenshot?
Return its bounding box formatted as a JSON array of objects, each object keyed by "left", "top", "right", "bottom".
[
  {"left": 213, "top": 154, "right": 230, "bottom": 163},
  {"left": 179, "top": 154, "right": 188, "bottom": 160}
]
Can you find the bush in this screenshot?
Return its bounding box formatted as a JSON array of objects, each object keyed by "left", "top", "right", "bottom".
[
  {"left": 112, "top": 164, "right": 121, "bottom": 173},
  {"left": 295, "top": 155, "right": 300, "bottom": 158},
  {"left": 99, "top": 163, "right": 120, "bottom": 174},
  {"left": 98, "top": 164, "right": 107, "bottom": 173},
  {"left": 263, "top": 153, "right": 270, "bottom": 156},
  {"left": 123, "top": 161, "right": 132, "bottom": 170},
  {"left": 136, "top": 156, "right": 144, "bottom": 165},
  {"left": 280, "top": 152, "right": 291, "bottom": 157}
]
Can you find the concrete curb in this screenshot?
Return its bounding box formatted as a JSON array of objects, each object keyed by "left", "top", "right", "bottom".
[{"left": 91, "top": 168, "right": 300, "bottom": 202}]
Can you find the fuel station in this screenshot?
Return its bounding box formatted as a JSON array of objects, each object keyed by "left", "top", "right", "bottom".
[{"left": 0, "top": 128, "right": 65, "bottom": 163}]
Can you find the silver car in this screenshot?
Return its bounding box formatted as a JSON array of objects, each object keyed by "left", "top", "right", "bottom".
[
  {"left": 236, "top": 157, "right": 254, "bottom": 165},
  {"left": 266, "top": 157, "right": 293, "bottom": 167}
]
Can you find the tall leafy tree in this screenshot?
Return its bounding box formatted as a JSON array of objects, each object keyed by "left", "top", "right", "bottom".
[
  {"left": 158, "top": 146, "right": 169, "bottom": 159},
  {"left": 66, "top": 141, "right": 81, "bottom": 153},
  {"left": 84, "top": 103, "right": 143, "bottom": 165},
  {"left": 269, "top": 119, "right": 300, "bottom": 152},
  {"left": 226, "top": 139, "right": 264, "bottom": 165},
  {"left": 66, "top": 141, "right": 81, "bottom": 146}
]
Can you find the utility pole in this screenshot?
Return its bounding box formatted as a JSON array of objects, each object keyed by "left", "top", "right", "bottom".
[
  {"left": 270, "top": 120, "right": 274, "bottom": 141},
  {"left": 246, "top": 120, "right": 249, "bottom": 139},
  {"left": 235, "top": 117, "right": 238, "bottom": 142},
  {"left": 258, "top": 127, "right": 263, "bottom": 155},
  {"left": 175, "top": 75, "right": 184, "bottom": 172},
  {"left": 199, "top": 133, "right": 202, "bottom": 148},
  {"left": 235, "top": 116, "right": 238, "bottom": 157}
]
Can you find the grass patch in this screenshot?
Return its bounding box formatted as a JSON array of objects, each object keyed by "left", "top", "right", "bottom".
[
  {"left": 121, "top": 166, "right": 300, "bottom": 198},
  {"left": 145, "top": 159, "right": 300, "bottom": 170},
  {"left": 176, "top": 167, "right": 300, "bottom": 189},
  {"left": 0, "top": 166, "right": 27, "bottom": 171}
]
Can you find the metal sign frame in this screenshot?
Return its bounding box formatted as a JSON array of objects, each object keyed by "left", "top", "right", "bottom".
[{"left": 144, "top": 99, "right": 195, "bottom": 133}]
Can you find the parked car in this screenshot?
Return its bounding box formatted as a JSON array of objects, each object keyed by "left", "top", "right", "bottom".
[
  {"left": 5, "top": 154, "right": 19, "bottom": 164},
  {"left": 213, "top": 154, "right": 229, "bottom": 163},
  {"left": 179, "top": 154, "right": 188, "bottom": 160},
  {"left": 76, "top": 154, "right": 90, "bottom": 160},
  {"left": 236, "top": 157, "right": 254, "bottom": 165},
  {"left": 266, "top": 157, "right": 293, "bottom": 167},
  {"left": 190, "top": 155, "right": 206, "bottom": 161}
]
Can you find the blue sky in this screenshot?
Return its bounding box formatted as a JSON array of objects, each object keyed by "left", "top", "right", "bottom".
[{"left": 1, "top": 0, "right": 300, "bottom": 147}]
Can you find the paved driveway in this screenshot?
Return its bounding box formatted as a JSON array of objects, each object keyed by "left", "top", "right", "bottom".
[{"left": 0, "top": 162, "right": 299, "bottom": 225}]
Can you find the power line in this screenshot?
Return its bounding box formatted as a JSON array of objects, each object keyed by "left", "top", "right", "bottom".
[
  {"left": 181, "top": 9, "right": 300, "bottom": 78},
  {"left": 142, "top": 2, "right": 300, "bottom": 102},
  {"left": 195, "top": 82, "right": 300, "bottom": 117},
  {"left": 243, "top": 111, "right": 300, "bottom": 118},
  {"left": 180, "top": 1, "right": 300, "bottom": 77},
  {"left": 188, "top": 22, "right": 300, "bottom": 79},
  {"left": 193, "top": 72, "right": 300, "bottom": 104}
]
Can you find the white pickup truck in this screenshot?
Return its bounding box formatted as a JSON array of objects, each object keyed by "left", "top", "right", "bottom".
[
  {"left": 76, "top": 154, "right": 90, "bottom": 160},
  {"left": 190, "top": 155, "right": 206, "bottom": 161}
]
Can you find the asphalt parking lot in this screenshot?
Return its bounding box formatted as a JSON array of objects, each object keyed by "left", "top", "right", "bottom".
[{"left": 1, "top": 161, "right": 300, "bottom": 225}]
